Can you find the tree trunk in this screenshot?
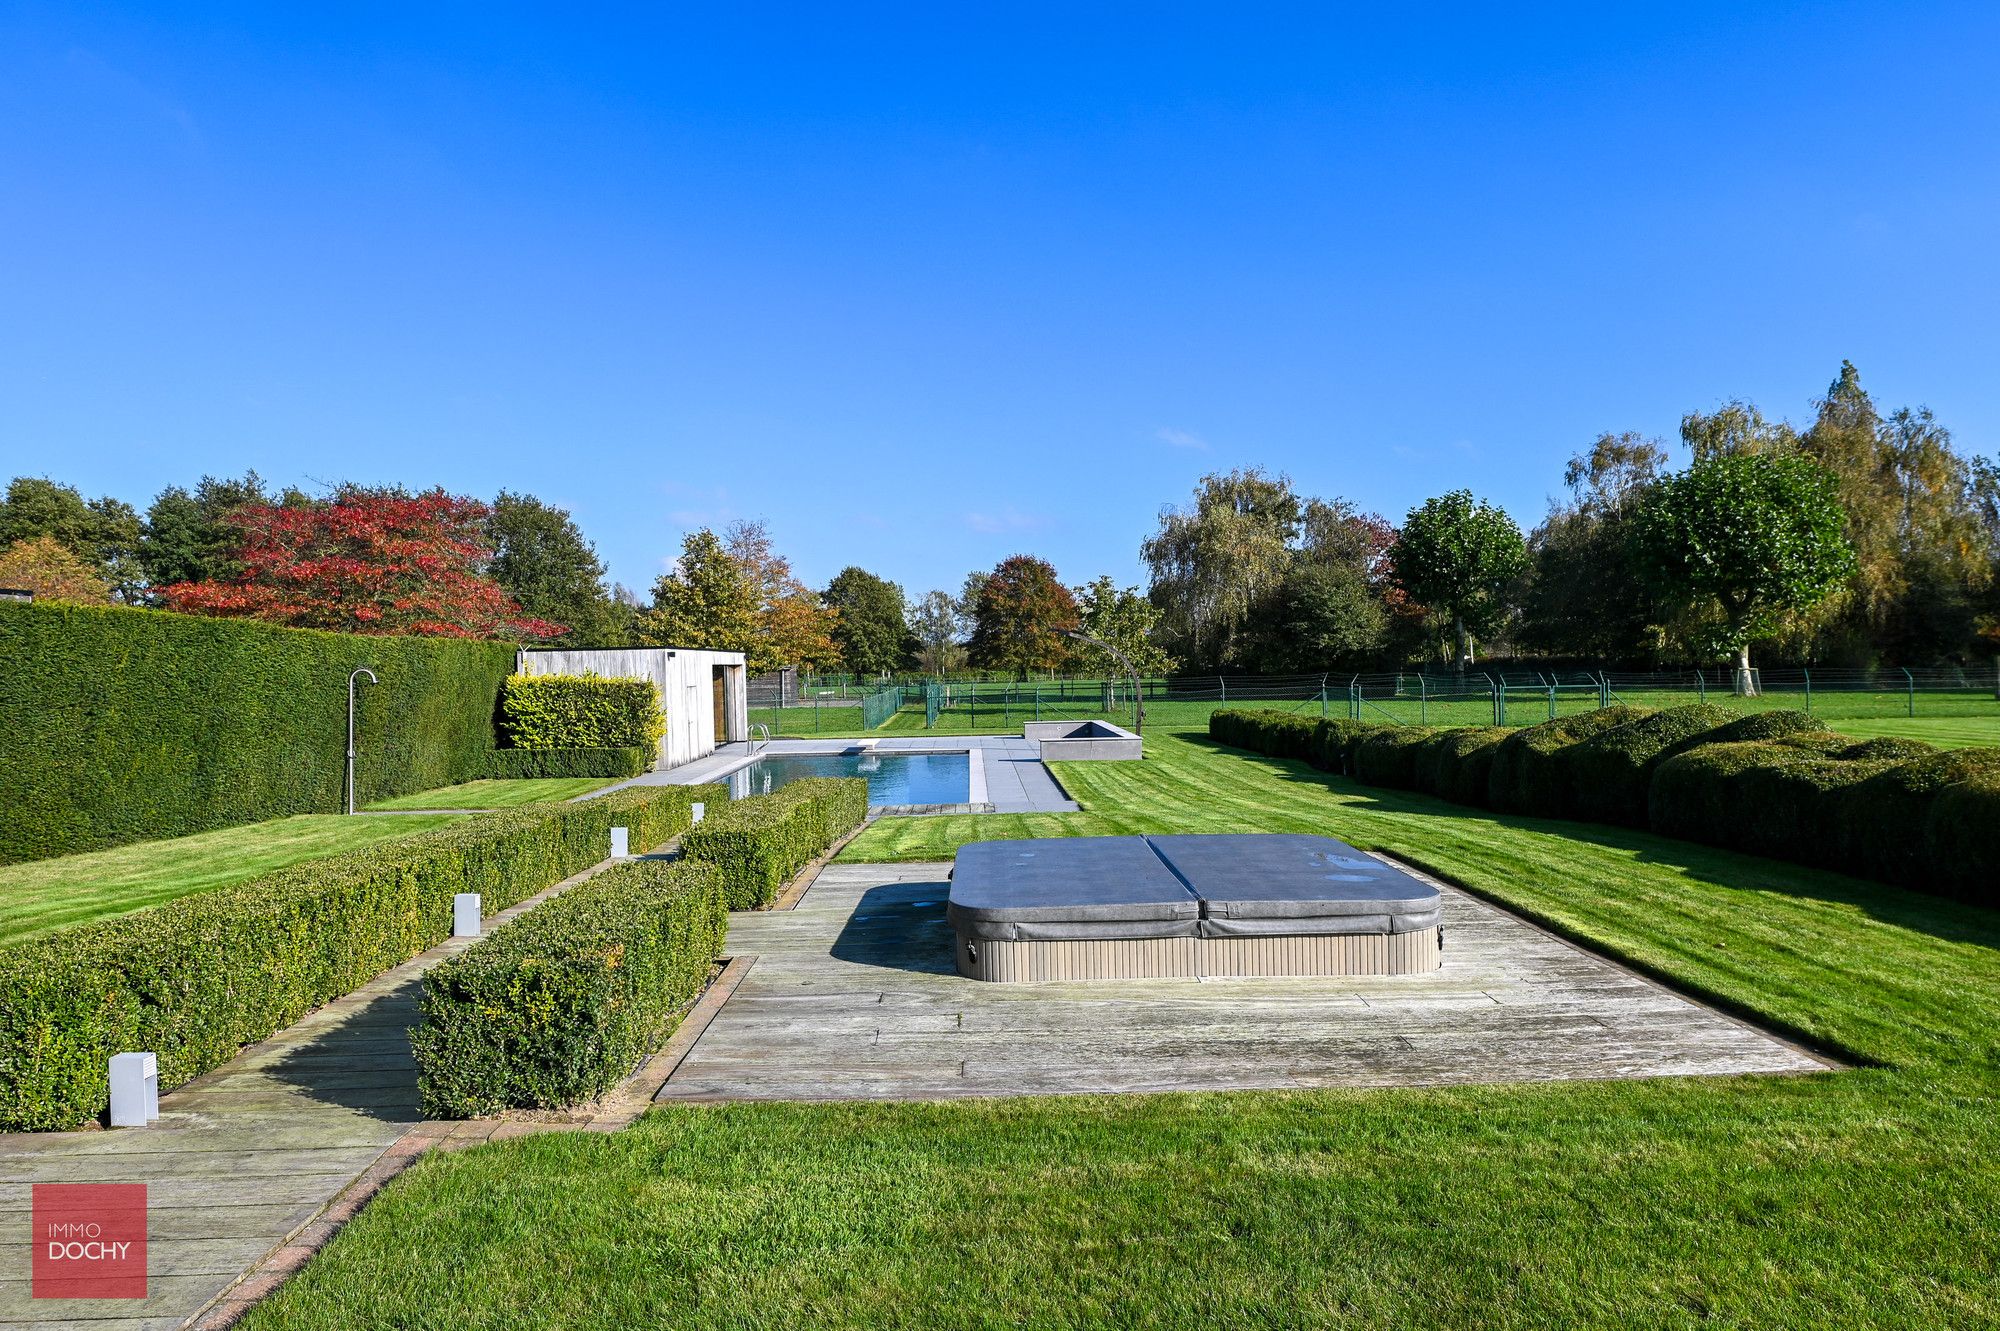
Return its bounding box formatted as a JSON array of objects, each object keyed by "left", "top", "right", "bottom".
[
  {"left": 1454, "top": 615, "right": 1471, "bottom": 674},
  {"left": 1734, "top": 642, "right": 1758, "bottom": 697}
]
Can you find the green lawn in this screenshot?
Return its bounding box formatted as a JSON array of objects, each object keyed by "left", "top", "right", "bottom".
[
  {"left": 1828, "top": 715, "right": 2000, "bottom": 749},
  {"left": 366, "top": 777, "right": 618, "bottom": 810},
  {"left": 0, "top": 813, "right": 458, "bottom": 945},
  {"left": 239, "top": 723, "right": 2000, "bottom": 1330}
]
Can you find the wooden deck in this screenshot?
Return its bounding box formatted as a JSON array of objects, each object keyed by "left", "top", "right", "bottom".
[{"left": 656, "top": 860, "right": 1832, "bottom": 1103}]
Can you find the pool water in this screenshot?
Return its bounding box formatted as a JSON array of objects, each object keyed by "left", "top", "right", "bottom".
[{"left": 729, "top": 750, "right": 971, "bottom": 806}]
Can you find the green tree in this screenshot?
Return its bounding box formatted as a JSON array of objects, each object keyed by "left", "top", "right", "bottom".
[
  {"left": 637, "top": 529, "right": 761, "bottom": 663},
  {"left": 1072, "top": 576, "right": 1176, "bottom": 676},
  {"left": 1519, "top": 433, "right": 1667, "bottom": 661},
  {"left": 1246, "top": 562, "right": 1386, "bottom": 673},
  {"left": 1679, "top": 401, "right": 1799, "bottom": 460},
  {"left": 910, "top": 589, "right": 968, "bottom": 676},
  {"left": 0, "top": 477, "right": 142, "bottom": 600},
  {"left": 487, "top": 491, "right": 624, "bottom": 646},
  {"left": 967, "top": 555, "right": 1079, "bottom": 678},
  {"left": 1141, "top": 468, "right": 1301, "bottom": 670},
  {"left": 823, "top": 566, "right": 911, "bottom": 676},
  {"left": 1388, "top": 491, "right": 1528, "bottom": 671},
  {"left": 139, "top": 472, "right": 270, "bottom": 594},
  {"left": 1632, "top": 454, "right": 1856, "bottom": 691}
]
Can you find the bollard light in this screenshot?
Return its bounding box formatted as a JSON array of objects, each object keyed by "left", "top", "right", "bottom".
[
  {"left": 453, "top": 893, "right": 481, "bottom": 938},
  {"left": 610, "top": 826, "right": 630, "bottom": 859},
  {"left": 691, "top": 801, "right": 706, "bottom": 824},
  {"left": 109, "top": 1052, "right": 158, "bottom": 1128}
]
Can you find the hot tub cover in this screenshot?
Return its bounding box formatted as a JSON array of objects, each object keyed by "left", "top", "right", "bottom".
[
  {"left": 1147, "top": 833, "right": 1441, "bottom": 936},
  {"left": 947, "top": 836, "right": 1199, "bottom": 941}
]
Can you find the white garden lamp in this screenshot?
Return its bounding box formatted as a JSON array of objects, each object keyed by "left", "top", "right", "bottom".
[{"left": 346, "top": 667, "right": 378, "bottom": 815}]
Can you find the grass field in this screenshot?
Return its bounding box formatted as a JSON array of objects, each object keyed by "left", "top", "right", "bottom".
[
  {"left": 366, "top": 777, "right": 617, "bottom": 810},
  {"left": 0, "top": 813, "right": 458, "bottom": 945},
  {"left": 239, "top": 721, "right": 2000, "bottom": 1330}
]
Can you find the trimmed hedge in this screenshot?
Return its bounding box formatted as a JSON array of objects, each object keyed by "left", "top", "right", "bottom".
[
  {"left": 1420, "top": 727, "right": 1510, "bottom": 804},
  {"left": 1649, "top": 739, "right": 1888, "bottom": 866},
  {"left": 482, "top": 747, "right": 651, "bottom": 779},
  {"left": 680, "top": 777, "right": 869, "bottom": 909},
  {"left": 1562, "top": 704, "right": 1737, "bottom": 827},
  {"left": 1488, "top": 707, "right": 1653, "bottom": 818},
  {"left": 498, "top": 672, "right": 665, "bottom": 752},
  {"left": 0, "top": 601, "right": 515, "bottom": 863},
  {"left": 0, "top": 783, "right": 716, "bottom": 1131},
  {"left": 1353, "top": 727, "right": 1439, "bottom": 789},
  {"left": 1929, "top": 772, "right": 2000, "bottom": 905},
  {"left": 413, "top": 857, "right": 726, "bottom": 1117},
  {"left": 1208, "top": 709, "right": 1322, "bottom": 762},
  {"left": 1837, "top": 747, "right": 2000, "bottom": 889}
]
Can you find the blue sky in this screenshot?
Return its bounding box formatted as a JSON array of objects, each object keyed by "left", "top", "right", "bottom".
[{"left": 4, "top": 3, "right": 1997, "bottom": 600}]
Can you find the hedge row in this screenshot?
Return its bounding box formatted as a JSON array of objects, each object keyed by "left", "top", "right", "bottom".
[
  {"left": 1208, "top": 705, "right": 2000, "bottom": 907},
  {"left": 482, "top": 747, "right": 652, "bottom": 779},
  {"left": 680, "top": 777, "right": 869, "bottom": 909},
  {"left": 0, "top": 784, "right": 716, "bottom": 1131},
  {"left": 498, "top": 672, "right": 665, "bottom": 752},
  {"left": 413, "top": 857, "right": 726, "bottom": 1118},
  {"left": 0, "top": 601, "right": 516, "bottom": 863}
]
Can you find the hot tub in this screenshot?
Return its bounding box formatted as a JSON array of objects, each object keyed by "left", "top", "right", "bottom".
[{"left": 948, "top": 833, "right": 1442, "bottom": 981}]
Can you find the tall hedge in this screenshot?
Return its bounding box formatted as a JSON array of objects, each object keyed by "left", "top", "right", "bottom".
[
  {"left": 0, "top": 601, "right": 516, "bottom": 863},
  {"left": 680, "top": 777, "right": 869, "bottom": 909},
  {"left": 0, "top": 783, "right": 716, "bottom": 1131},
  {"left": 414, "top": 857, "right": 726, "bottom": 1118},
  {"left": 498, "top": 672, "right": 665, "bottom": 753}
]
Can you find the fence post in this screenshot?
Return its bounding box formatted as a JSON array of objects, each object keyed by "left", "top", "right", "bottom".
[
  {"left": 1219, "top": 676, "right": 1226, "bottom": 703},
  {"left": 1034, "top": 683, "right": 1041, "bottom": 722},
  {"left": 1547, "top": 683, "right": 1557, "bottom": 721},
  {"left": 1419, "top": 674, "right": 1427, "bottom": 726},
  {"left": 1598, "top": 673, "right": 1609, "bottom": 709},
  {"left": 1349, "top": 675, "right": 1360, "bottom": 721},
  {"left": 1803, "top": 668, "right": 1811, "bottom": 715},
  {"left": 1905, "top": 667, "right": 1915, "bottom": 717},
  {"left": 1696, "top": 671, "right": 1706, "bottom": 704}
]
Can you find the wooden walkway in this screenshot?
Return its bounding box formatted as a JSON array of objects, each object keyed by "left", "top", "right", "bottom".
[
  {"left": 0, "top": 854, "right": 633, "bottom": 1331},
  {"left": 656, "top": 860, "right": 1832, "bottom": 1103}
]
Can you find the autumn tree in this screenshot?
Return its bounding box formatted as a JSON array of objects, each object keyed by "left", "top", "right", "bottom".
[
  {"left": 823, "top": 566, "right": 910, "bottom": 676},
  {"left": 487, "top": 491, "right": 624, "bottom": 646},
  {"left": 967, "top": 555, "right": 1079, "bottom": 678},
  {"left": 724, "top": 520, "right": 839, "bottom": 673},
  {"left": 1072, "top": 576, "right": 1175, "bottom": 676},
  {"left": 1632, "top": 454, "right": 1855, "bottom": 692},
  {"left": 0, "top": 477, "right": 143, "bottom": 600},
  {"left": 157, "top": 490, "right": 558, "bottom": 639},
  {"left": 1388, "top": 491, "right": 1528, "bottom": 671},
  {"left": 0, "top": 535, "right": 113, "bottom": 604}
]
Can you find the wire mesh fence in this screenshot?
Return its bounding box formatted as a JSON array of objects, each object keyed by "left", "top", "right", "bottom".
[{"left": 742, "top": 664, "right": 2000, "bottom": 737}]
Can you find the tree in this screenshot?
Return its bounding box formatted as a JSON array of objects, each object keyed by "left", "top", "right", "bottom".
[
  {"left": 1072, "top": 576, "right": 1176, "bottom": 676},
  {"left": 638, "top": 528, "right": 761, "bottom": 660},
  {"left": 0, "top": 535, "right": 113, "bottom": 603},
  {"left": 138, "top": 472, "right": 270, "bottom": 594},
  {"left": 157, "top": 490, "right": 559, "bottom": 638},
  {"left": 966, "top": 555, "right": 1079, "bottom": 678},
  {"left": 1388, "top": 491, "right": 1528, "bottom": 670},
  {"left": 823, "top": 566, "right": 911, "bottom": 676},
  {"left": 910, "top": 589, "right": 968, "bottom": 675},
  {"left": 487, "top": 491, "right": 624, "bottom": 646},
  {"left": 1142, "top": 468, "right": 1303, "bottom": 669},
  {"left": 1679, "top": 401, "right": 1799, "bottom": 460},
  {"left": 1632, "top": 454, "right": 1856, "bottom": 691},
  {"left": 1518, "top": 434, "right": 1667, "bottom": 661},
  {"left": 1245, "top": 563, "right": 1385, "bottom": 673},
  {"left": 723, "top": 520, "right": 840, "bottom": 672},
  {"left": 0, "top": 477, "right": 143, "bottom": 600}
]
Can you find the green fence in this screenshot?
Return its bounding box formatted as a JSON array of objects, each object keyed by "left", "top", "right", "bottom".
[{"left": 861, "top": 686, "right": 904, "bottom": 731}]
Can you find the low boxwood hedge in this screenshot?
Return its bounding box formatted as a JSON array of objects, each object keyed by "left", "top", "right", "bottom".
[
  {"left": 482, "top": 747, "right": 651, "bottom": 779},
  {"left": 1206, "top": 709, "right": 1396, "bottom": 777},
  {"left": 1836, "top": 747, "right": 2000, "bottom": 890},
  {"left": 412, "top": 857, "right": 726, "bottom": 1118},
  {"left": 679, "top": 777, "right": 868, "bottom": 909},
  {"left": 0, "top": 783, "right": 717, "bottom": 1132},
  {"left": 1420, "top": 727, "right": 1510, "bottom": 805},
  {"left": 1561, "top": 704, "right": 1738, "bottom": 827},
  {"left": 1928, "top": 772, "right": 2000, "bottom": 907},
  {"left": 1488, "top": 706, "right": 1653, "bottom": 817},
  {"left": 1352, "top": 727, "right": 1438, "bottom": 789}
]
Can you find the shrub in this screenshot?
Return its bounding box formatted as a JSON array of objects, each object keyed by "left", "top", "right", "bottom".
[
  {"left": 1647, "top": 739, "right": 1895, "bottom": 866},
  {"left": 1352, "top": 727, "right": 1438, "bottom": 790},
  {"left": 0, "top": 784, "right": 716, "bottom": 1132},
  {"left": 1314, "top": 719, "right": 1393, "bottom": 775},
  {"left": 0, "top": 601, "right": 515, "bottom": 863},
  {"left": 680, "top": 777, "right": 868, "bottom": 909},
  {"left": 413, "top": 858, "right": 726, "bottom": 1117},
  {"left": 1927, "top": 772, "right": 2000, "bottom": 907},
  {"left": 1422, "top": 727, "right": 1510, "bottom": 806},
  {"left": 498, "top": 673, "right": 665, "bottom": 752},
  {"left": 1561, "top": 704, "right": 1737, "bottom": 827},
  {"left": 482, "top": 747, "right": 651, "bottom": 779},
  {"left": 1836, "top": 748, "right": 2000, "bottom": 889},
  {"left": 1487, "top": 706, "right": 1652, "bottom": 817},
  {"left": 1208, "top": 709, "right": 1322, "bottom": 763}
]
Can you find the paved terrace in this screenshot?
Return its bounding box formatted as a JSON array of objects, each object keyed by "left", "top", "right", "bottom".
[{"left": 657, "top": 860, "right": 1833, "bottom": 1102}]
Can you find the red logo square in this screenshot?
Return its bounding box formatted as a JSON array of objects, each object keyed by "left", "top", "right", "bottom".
[{"left": 32, "top": 1183, "right": 147, "bottom": 1299}]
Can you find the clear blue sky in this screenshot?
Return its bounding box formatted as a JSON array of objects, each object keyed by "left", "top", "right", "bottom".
[{"left": 4, "top": 3, "right": 1997, "bottom": 600}]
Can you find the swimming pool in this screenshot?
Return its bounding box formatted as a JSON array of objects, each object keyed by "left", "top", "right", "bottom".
[{"left": 729, "top": 750, "right": 971, "bottom": 806}]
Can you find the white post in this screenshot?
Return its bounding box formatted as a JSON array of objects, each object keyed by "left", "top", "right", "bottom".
[
  {"left": 690, "top": 802, "right": 705, "bottom": 824},
  {"left": 610, "top": 826, "right": 630, "bottom": 859},
  {"left": 453, "top": 893, "right": 481, "bottom": 938},
  {"left": 109, "top": 1052, "right": 158, "bottom": 1128}
]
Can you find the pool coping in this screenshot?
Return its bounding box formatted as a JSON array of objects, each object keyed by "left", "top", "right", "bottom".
[{"left": 607, "top": 736, "right": 1078, "bottom": 814}]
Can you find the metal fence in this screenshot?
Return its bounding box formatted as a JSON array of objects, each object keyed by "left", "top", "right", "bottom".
[{"left": 860, "top": 685, "right": 903, "bottom": 731}]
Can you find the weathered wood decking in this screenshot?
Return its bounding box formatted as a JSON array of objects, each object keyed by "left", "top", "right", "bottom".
[{"left": 656, "top": 860, "right": 1832, "bottom": 1103}]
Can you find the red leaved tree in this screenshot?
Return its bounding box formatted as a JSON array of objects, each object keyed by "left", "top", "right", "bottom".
[{"left": 158, "top": 490, "right": 562, "bottom": 639}]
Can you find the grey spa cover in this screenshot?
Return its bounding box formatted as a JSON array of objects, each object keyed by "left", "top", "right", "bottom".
[
  {"left": 947, "top": 836, "right": 1200, "bottom": 941},
  {"left": 1146, "top": 833, "right": 1442, "bottom": 937}
]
